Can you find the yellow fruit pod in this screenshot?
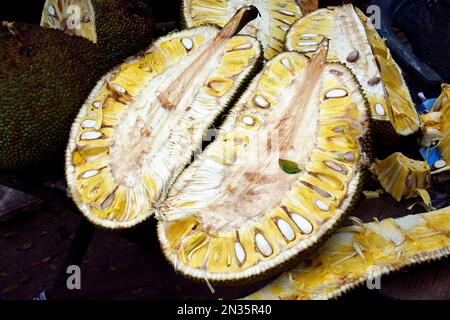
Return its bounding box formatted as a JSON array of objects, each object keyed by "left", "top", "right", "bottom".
[
  {"left": 431, "top": 83, "right": 450, "bottom": 166},
  {"left": 286, "top": 4, "right": 420, "bottom": 137},
  {"left": 245, "top": 206, "right": 450, "bottom": 300},
  {"left": 373, "top": 152, "right": 431, "bottom": 201},
  {"left": 158, "top": 41, "right": 371, "bottom": 283}
]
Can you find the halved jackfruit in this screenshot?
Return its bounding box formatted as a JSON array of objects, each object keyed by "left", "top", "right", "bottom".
[
  {"left": 372, "top": 152, "right": 431, "bottom": 202},
  {"left": 286, "top": 4, "right": 420, "bottom": 137},
  {"left": 41, "top": 0, "right": 97, "bottom": 42},
  {"left": 245, "top": 206, "right": 450, "bottom": 300},
  {"left": 182, "top": 0, "right": 303, "bottom": 60},
  {"left": 430, "top": 83, "right": 450, "bottom": 167},
  {"left": 66, "top": 7, "right": 262, "bottom": 229},
  {"left": 158, "top": 42, "right": 370, "bottom": 283}
]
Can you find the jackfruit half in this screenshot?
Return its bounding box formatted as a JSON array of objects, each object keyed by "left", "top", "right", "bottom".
[
  {"left": 65, "top": 6, "right": 262, "bottom": 229},
  {"left": 182, "top": 0, "right": 303, "bottom": 60},
  {"left": 372, "top": 152, "right": 431, "bottom": 202},
  {"left": 286, "top": 4, "right": 420, "bottom": 137},
  {"left": 158, "top": 41, "right": 370, "bottom": 283},
  {"left": 245, "top": 206, "right": 450, "bottom": 299}
]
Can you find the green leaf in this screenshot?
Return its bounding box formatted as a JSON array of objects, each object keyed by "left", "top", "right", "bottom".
[{"left": 279, "top": 159, "right": 301, "bottom": 174}]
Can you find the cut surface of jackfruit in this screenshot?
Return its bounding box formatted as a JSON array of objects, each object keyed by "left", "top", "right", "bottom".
[
  {"left": 158, "top": 42, "right": 370, "bottom": 283},
  {"left": 373, "top": 152, "right": 430, "bottom": 202},
  {"left": 286, "top": 4, "right": 420, "bottom": 136},
  {"left": 41, "top": 0, "right": 97, "bottom": 42},
  {"left": 245, "top": 206, "right": 450, "bottom": 300},
  {"left": 182, "top": 0, "right": 303, "bottom": 60},
  {"left": 66, "top": 7, "right": 262, "bottom": 229},
  {"left": 431, "top": 83, "right": 450, "bottom": 166}
]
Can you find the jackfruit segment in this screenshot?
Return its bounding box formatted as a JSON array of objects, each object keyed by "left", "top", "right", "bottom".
[
  {"left": 245, "top": 206, "right": 450, "bottom": 300},
  {"left": 66, "top": 17, "right": 262, "bottom": 229},
  {"left": 182, "top": 0, "right": 302, "bottom": 60},
  {"left": 41, "top": 0, "right": 97, "bottom": 42},
  {"left": 286, "top": 4, "right": 420, "bottom": 136},
  {"left": 158, "top": 43, "right": 370, "bottom": 282},
  {"left": 373, "top": 153, "right": 430, "bottom": 202},
  {"left": 431, "top": 83, "right": 450, "bottom": 166}
]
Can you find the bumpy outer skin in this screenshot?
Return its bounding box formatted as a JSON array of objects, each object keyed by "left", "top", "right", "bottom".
[
  {"left": 0, "top": 1, "right": 153, "bottom": 170},
  {"left": 245, "top": 206, "right": 450, "bottom": 300}
]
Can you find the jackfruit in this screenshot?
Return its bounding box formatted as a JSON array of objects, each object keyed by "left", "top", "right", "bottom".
[
  {"left": 0, "top": 1, "right": 154, "bottom": 170},
  {"left": 40, "top": 0, "right": 155, "bottom": 61},
  {"left": 65, "top": 6, "right": 263, "bottom": 229},
  {"left": 158, "top": 41, "right": 371, "bottom": 283},
  {"left": 286, "top": 4, "right": 420, "bottom": 137},
  {"left": 245, "top": 206, "right": 450, "bottom": 300},
  {"left": 182, "top": 0, "right": 303, "bottom": 60},
  {"left": 372, "top": 152, "right": 431, "bottom": 202},
  {"left": 428, "top": 83, "right": 450, "bottom": 167}
]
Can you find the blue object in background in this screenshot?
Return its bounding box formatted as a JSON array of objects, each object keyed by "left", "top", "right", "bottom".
[{"left": 416, "top": 98, "right": 436, "bottom": 114}]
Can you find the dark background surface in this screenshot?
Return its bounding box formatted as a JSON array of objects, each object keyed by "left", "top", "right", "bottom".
[{"left": 1, "top": 0, "right": 449, "bottom": 300}]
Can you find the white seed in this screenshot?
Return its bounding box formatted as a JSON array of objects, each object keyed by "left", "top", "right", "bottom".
[
  {"left": 297, "top": 40, "right": 318, "bottom": 46},
  {"left": 109, "top": 82, "right": 126, "bottom": 94},
  {"left": 93, "top": 101, "right": 101, "bottom": 109},
  {"left": 47, "top": 15, "right": 54, "bottom": 25},
  {"left": 279, "top": 26, "right": 289, "bottom": 31},
  {"left": 325, "top": 89, "right": 348, "bottom": 98},
  {"left": 301, "top": 33, "right": 319, "bottom": 39},
  {"left": 344, "top": 152, "right": 355, "bottom": 162},
  {"left": 255, "top": 233, "right": 273, "bottom": 256},
  {"left": 234, "top": 242, "right": 246, "bottom": 264},
  {"left": 375, "top": 103, "right": 386, "bottom": 116},
  {"left": 81, "top": 119, "right": 96, "bottom": 128},
  {"left": 242, "top": 115, "right": 256, "bottom": 126},
  {"left": 281, "top": 58, "right": 292, "bottom": 71},
  {"left": 253, "top": 95, "right": 270, "bottom": 108},
  {"left": 48, "top": 5, "right": 56, "bottom": 16},
  {"left": 315, "top": 199, "right": 330, "bottom": 212},
  {"left": 276, "top": 219, "right": 295, "bottom": 242},
  {"left": 233, "top": 43, "right": 252, "bottom": 50},
  {"left": 81, "top": 131, "right": 102, "bottom": 140},
  {"left": 81, "top": 169, "right": 100, "bottom": 179},
  {"left": 101, "top": 193, "right": 115, "bottom": 209},
  {"left": 324, "top": 160, "right": 343, "bottom": 172},
  {"left": 181, "top": 37, "right": 193, "bottom": 50},
  {"left": 300, "top": 47, "right": 316, "bottom": 53},
  {"left": 279, "top": 10, "right": 295, "bottom": 16},
  {"left": 290, "top": 214, "right": 313, "bottom": 234},
  {"left": 434, "top": 159, "right": 446, "bottom": 169}
]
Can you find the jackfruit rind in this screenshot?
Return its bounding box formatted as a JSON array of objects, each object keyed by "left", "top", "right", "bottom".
[
  {"left": 373, "top": 152, "right": 430, "bottom": 202},
  {"left": 41, "top": 0, "right": 154, "bottom": 63},
  {"left": 431, "top": 83, "right": 450, "bottom": 165},
  {"left": 66, "top": 16, "right": 262, "bottom": 229},
  {"left": 286, "top": 4, "right": 420, "bottom": 137},
  {"left": 0, "top": 22, "right": 109, "bottom": 170},
  {"left": 245, "top": 206, "right": 450, "bottom": 300},
  {"left": 158, "top": 43, "right": 370, "bottom": 283},
  {"left": 41, "top": 0, "right": 97, "bottom": 42},
  {"left": 182, "top": 0, "right": 303, "bottom": 60}
]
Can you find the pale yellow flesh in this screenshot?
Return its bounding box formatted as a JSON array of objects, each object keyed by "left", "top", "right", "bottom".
[
  {"left": 183, "top": 0, "right": 303, "bottom": 60},
  {"left": 41, "top": 0, "right": 97, "bottom": 42},
  {"left": 373, "top": 152, "right": 431, "bottom": 202},
  {"left": 245, "top": 206, "right": 450, "bottom": 300},
  {"left": 65, "top": 26, "right": 261, "bottom": 229},
  {"left": 158, "top": 45, "right": 370, "bottom": 282},
  {"left": 286, "top": 4, "right": 420, "bottom": 136}
]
